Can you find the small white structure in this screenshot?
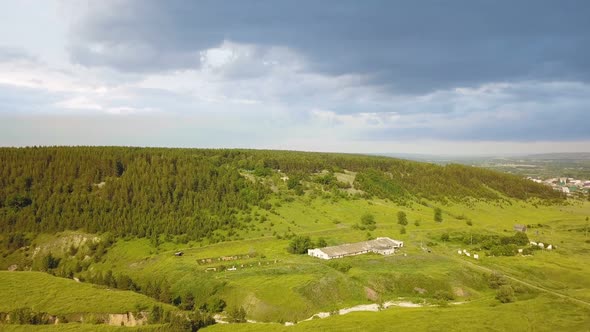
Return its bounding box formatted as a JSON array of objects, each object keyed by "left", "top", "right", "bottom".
[
  {"left": 518, "top": 248, "right": 524, "bottom": 253},
  {"left": 308, "top": 237, "right": 404, "bottom": 260},
  {"left": 457, "top": 250, "right": 462, "bottom": 255},
  {"left": 473, "top": 254, "right": 479, "bottom": 260},
  {"left": 465, "top": 252, "right": 471, "bottom": 257},
  {"left": 280, "top": 176, "right": 289, "bottom": 182},
  {"left": 463, "top": 249, "right": 468, "bottom": 254},
  {"left": 530, "top": 241, "right": 537, "bottom": 246},
  {"left": 547, "top": 244, "right": 553, "bottom": 250},
  {"left": 538, "top": 243, "right": 545, "bottom": 249},
  {"left": 227, "top": 266, "right": 237, "bottom": 271}
]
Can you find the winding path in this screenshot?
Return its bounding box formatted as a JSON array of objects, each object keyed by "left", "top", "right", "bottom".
[{"left": 453, "top": 256, "right": 590, "bottom": 308}]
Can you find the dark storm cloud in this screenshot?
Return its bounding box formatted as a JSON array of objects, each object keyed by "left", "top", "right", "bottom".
[
  {"left": 68, "top": 0, "right": 590, "bottom": 93},
  {"left": 363, "top": 103, "right": 590, "bottom": 142}
]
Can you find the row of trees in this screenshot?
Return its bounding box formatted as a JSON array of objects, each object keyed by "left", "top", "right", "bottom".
[
  {"left": 440, "top": 231, "right": 529, "bottom": 256},
  {"left": 0, "top": 147, "right": 270, "bottom": 240},
  {"left": 287, "top": 235, "right": 327, "bottom": 254},
  {"left": 354, "top": 164, "right": 563, "bottom": 203}
]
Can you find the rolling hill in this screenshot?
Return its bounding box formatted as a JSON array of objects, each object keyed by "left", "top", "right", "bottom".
[{"left": 1, "top": 147, "right": 588, "bottom": 331}]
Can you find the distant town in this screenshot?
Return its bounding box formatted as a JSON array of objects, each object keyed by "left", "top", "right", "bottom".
[{"left": 527, "top": 176, "right": 590, "bottom": 197}]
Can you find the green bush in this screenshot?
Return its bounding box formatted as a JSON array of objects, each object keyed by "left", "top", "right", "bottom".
[
  {"left": 434, "top": 208, "right": 443, "bottom": 223},
  {"left": 228, "top": 306, "right": 247, "bottom": 323},
  {"left": 496, "top": 285, "right": 515, "bottom": 303},
  {"left": 397, "top": 211, "right": 408, "bottom": 225},
  {"left": 327, "top": 261, "right": 352, "bottom": 273},
  {"left": 360, "top": 213, "right": 377, "bottom": 231},
  {"left": 287, "top": 236, "right": 313, "bottom": 254},
  {"left": 433, "top": 290, "right": 455, "bottom": 301},
  {"left": 488, "top": 272, "right": 507, "bottom": 289}
]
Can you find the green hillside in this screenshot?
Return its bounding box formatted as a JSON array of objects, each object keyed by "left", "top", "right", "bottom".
[
  {"left": 1, "top": 147, "right": 588, "bottom": 331},
  {"left": 0, "top": 271, "right": 174, "bottom": 315},
  {"left": 0, "top": 147, "right": 561, "bottom": 239}
]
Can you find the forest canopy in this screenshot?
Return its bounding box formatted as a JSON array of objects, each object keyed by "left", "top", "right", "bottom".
[{"left": 0, "top": 147, "right": 562, "bottom": 240}]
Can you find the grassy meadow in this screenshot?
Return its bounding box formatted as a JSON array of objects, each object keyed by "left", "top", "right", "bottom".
[
  {"left": 6, "top": 193, "right": 587, "bottom": 327},
  {"left": 1, "top": 148, "right": 590, "bottom": 330},
  {"left": 0, "top": 271, "right": 175, "bottom": 315}
]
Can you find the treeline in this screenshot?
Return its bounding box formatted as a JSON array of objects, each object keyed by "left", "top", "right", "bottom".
[
  {"left": 354, "top": 163, "right": 563, "bottom": 202},
  {"left": 0, "top": 147, "right": 563, "bottom": 240},
  {"left": 0, "top": 147, "right": 269, "bottom": 239},
  {"left": 441, "top": 231, "right": 531, "bottom": 256}
]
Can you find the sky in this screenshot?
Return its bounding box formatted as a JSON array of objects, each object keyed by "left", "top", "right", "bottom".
[{"left": 1, "top": 0, "right": 589, "bottom": 156}]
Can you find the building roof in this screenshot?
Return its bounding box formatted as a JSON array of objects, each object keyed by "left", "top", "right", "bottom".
[
  {"left": 316, "top": 237, "right": 402, "bottom": 257},
  {"left": 514, "top": 224, "right": 527, "bottom": 231}
]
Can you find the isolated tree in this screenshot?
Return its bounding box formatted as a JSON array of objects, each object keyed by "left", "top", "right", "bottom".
[
  {"left": 40, "top": 252, "right": 60, "bottom": 271},
  {"left": 203, "top": 297, "right": 226, "bottom": 313},
  {"left": 7, "top": 194, "right": 32, "bottom": 209},
  {"left": 360, "top": 213, "right": 376, "bottom": 230},
  {"left": 287, "top": 235, "right": 313, "bottom": 254},
  {"left": 397, "top": 211, "right": 408, "bottom": 225},
  {"left": 181, "top": 292, "right": 195, "bottom": 311},
  {"left": 116, "top": 274, "right": 133, "bottom": 290},
  {"left": 512, "top": 232, "right": 529, "bottom": 246},
  {"left": 10, "top": 307, "right": 34, "bottom": 324},
  {"left": 115, "top": 160, "right": 125, "bottom": 177},
  {"left": 488, "top": 272, "right": 507, "bottom": 289},
  {"left": 104, "top": 270, "right": 116, "bottom": 288},
  {"left": 316, "top": 237, "right": 328, "bottom": 248},
  {"left": 228, "top": 306, "right": 247, "bottom": 323},
  {"left": 496, "top": 285, "right": 515, "bottom": 303},
  {"left": 149, "top": 305, "right": 164, "bottom": 324},
  {"left": 434, "top": 208, "right": 443, "bottom": 223}
]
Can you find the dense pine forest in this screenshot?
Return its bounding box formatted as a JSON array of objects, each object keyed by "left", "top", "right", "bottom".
[{"left": 0, "top": 147, "right": 562, "bottom": 241}]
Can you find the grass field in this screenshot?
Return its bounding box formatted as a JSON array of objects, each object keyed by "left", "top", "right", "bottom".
[
  {"left": 203, "top": 294, "right": 590, "bottom": 332},
  {"left": 0, "top": 271, "right": 174, "bottom": 315},
  {"left": 74, "top": 195, "right": 590, "bottom": 323},
  {"left": 0, "top": 324, "right": 169, "bottom": 332},
  {"left": 2, "top": 185, "right": 590, "bottom": 330}
]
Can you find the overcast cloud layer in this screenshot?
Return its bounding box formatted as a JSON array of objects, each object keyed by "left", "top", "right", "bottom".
[{"left": 0, "top": 0, "right": 589, "bottom": 155}]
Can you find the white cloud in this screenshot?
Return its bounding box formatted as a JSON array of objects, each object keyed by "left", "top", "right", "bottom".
[
  {"left": 54, "top": 96, "right": 102, "bottom": 111},
  {"left": 1, "top": 33, "right": 590, "bottom": 152}
]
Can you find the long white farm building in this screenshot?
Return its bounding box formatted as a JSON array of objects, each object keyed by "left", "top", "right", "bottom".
[{"left": 307, "top": 237, "right": 404, "bottom": 260}]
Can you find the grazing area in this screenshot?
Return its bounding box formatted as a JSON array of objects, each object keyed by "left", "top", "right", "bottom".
[
  {"left": 1, "top": 147, "right": 589, "bottom": 331},
  {"left": 0, "top": 271, "right": 174, "bottom": 315}
]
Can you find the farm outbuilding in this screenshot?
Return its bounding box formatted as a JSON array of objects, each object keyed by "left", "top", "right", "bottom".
[
  {"left": 514, "top": 224, "right": 527, "bottom": 232},
  {"left": 307, "top": 237, "right": 404, "bottom": 260}
]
